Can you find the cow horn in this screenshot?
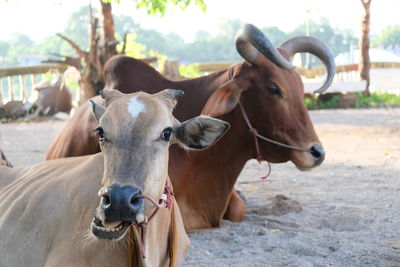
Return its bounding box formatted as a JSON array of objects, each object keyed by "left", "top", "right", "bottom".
[
  {"left": 279, "top": 36, "right": 336, "bottom": 93},
  {"left": 235, "top": 24, "right": 295, "bottom": 69}
]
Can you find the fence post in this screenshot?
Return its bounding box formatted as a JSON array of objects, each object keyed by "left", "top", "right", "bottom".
[
  {"left": 19, "top": 75, "right": 26, "bottom": 102},
  {"left": 0, "top": 78, "right": 3, "bottom": 105},
  {"left": 7, "top": 76, "right": 14, "bottom": 101},
  {"left": 30, "top": 74, "right": 37, "bottom": 102}
]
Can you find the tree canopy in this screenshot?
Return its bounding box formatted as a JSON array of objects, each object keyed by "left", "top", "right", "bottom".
[
  {"left": 104, "top": 0, "right": 206, "bottom": 15},
  {"left": 1, "top": 3, "right": 397, "bottom": 68},
  {"left": 373, "top": 25, "right": 400, "bottom": 48}
]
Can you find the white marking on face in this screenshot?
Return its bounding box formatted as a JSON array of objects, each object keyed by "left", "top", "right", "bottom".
[{"left": 127, "top": 96, "right": 145, "bottom": 118}]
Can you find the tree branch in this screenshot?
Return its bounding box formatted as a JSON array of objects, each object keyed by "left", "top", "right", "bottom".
[
  {"left": 56, "top": 33, "right": 86, "bottom": 59},
  {"left": 120, "top": 32, "right": 129, "bottom": 55},
  {"left": 360, "top": 0, "right": 372, "bottom": 9},
  {"left": 42, "top": 56, "right": 81, "bottom": 70}
]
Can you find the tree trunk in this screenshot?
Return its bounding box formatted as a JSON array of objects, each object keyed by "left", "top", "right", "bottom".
[
  {"left": 359, "top": 0, "right": 372, "bottom": 96},
  {"left": 80, "top": 6, "right": 103, "bottom": 100},
  {"left": 99, "top": 0, "right": 117, "bottom": 64},
  {"left": 77, "top": 1, "right": 118, "bottom": 101}
]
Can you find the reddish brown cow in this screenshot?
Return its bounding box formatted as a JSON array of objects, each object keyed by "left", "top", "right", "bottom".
[{"left": 47, "top": 24, "right": 335, "bottom": 231}]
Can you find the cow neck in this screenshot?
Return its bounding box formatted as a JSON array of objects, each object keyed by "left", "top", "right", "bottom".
[
  {"left": 168, "top": 69, "right": 229, "bottom": 120},
  {"left": 166, "top": 68, "right": 257, "bottom": 229},
  {"left": 169, "top": 106, "right": 254, "bottom": 230},
  {"left": 128, "top": 179, "right": 175, "bottom": 264}
]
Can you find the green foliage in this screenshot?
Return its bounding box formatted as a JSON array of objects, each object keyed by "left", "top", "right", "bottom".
[
  {"left": 304, "top": 97, "right": 318, "bottom": 110},
  {"left": 356, "top": 92, "right": 400, "bottom": 108},
  {"left": 0, "top": 34, "right": 37, "bottom": 66},
  {"left": 179, "top": 63, "right": 201, "bottom": 78},
  {"left": 105, "top": 0, "right": 206, "bottom": 15},
  {"left": 304, "top": 94, "right": 340, "bottom": 110},
  {"left": 135, "top": 0, "right": 206, "bottom": 15},
  {"left": 372, "top": 25, "right": 400, "bottom": 48},
  {"left": 116, "top": 33, "right": 147, "bottom": 58},
  {"left": 0, "top": 41, "right": 10, "bottom": 58},
  {"left": 288, "top": 17, "right": 357, "bottom": 67},
  {"left": 260, "top": 26, "right": 288, "bottom": 46},
  {"left": 318, "top": 95, "right": 340, "bottom": 109},
  {"left": 304, "top": 92, "right": 400, "bottom": 110}
]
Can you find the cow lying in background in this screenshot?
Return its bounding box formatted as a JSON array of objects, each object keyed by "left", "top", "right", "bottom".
[
  {"left": 0, "top": 89, "right": 229, "bottom": 266},
  {"left": 46, "top": 23, "right": 335, "bottom": 231},
  {"left": 32, "top": 78, "right": 73, "bottom": 116}
]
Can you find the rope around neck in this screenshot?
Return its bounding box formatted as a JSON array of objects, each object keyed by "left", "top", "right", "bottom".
[
  {"left": 130, "top": 182, "right": 174, "bottom": 259},
  {"left": 227, "top": 64, "right": 310, "bottom": 179},
  {"left": 238, "top": 102, "right": 311, "bottom": 152}
]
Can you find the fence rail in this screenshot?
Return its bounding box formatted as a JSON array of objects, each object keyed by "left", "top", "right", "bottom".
[
  {"left": 197, "top": 61, "right": 400, "bottom": 78},
  {"left": 1, "top": 61, "right": 399, "bottom": 106},
  {"left": 0, "top": 64, "right": 68, "bottom": 105}
]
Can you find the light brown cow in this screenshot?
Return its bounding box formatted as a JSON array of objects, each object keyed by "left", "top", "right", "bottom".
[
  {"left": 46, "top": 23, "right": 335, "bottom": 231},
  {"left": 32, "top": 78, "right": 73, "bottom": 116},
  {"left": 0, "top": 89, "right": 229, "bottom": 266}
]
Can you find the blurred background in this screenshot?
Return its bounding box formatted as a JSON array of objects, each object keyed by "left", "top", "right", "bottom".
[
  {"left": 1, "top": 2, "right": 400, "bottom": 265},
  {"left": 0, "top": 0, "right": 399, "bottom": 117}
]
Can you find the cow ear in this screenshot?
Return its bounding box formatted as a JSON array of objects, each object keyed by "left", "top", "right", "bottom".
[
  {"left": 155, "top": 89, "right": 184, "bottom": 110},
  {"left": 90, "top": 100, "right": 106, "bottom": 122},
  {"left": 174, "top": 115, "right": 230, "bottom": 150},
  {"left": 201, "top": 80, "right": 249, "bottom": 117}
]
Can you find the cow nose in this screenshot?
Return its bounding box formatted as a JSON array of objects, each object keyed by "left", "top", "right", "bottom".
[
  {"left": 310, "top": 145, "right": 325, "bottom": 166},
  {"left": 100, "top": 185, "right": 144, "bottom": 222}
]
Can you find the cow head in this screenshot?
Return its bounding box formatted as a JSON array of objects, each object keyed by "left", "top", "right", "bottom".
[
  {"left": 202, "top": 24, "right": 335, "bottom": 170},
  {"left": 89, "top": 89, "right": 229, "bottom": 240}
]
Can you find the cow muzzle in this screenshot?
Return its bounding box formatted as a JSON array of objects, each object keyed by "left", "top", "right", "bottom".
[
  {"left": 310, "top": 145, "right": 325, "bottom": 166},
  {"left": 293, "top": 144, "right": 325, "bottom": 171},
  {"left": 91, "top": 184, "right": 144, "bottom": 240}
]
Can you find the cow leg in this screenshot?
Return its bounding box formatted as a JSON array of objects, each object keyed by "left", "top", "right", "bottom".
[{"left": 223, "top": 190, "right": 247, "bottom": 222}]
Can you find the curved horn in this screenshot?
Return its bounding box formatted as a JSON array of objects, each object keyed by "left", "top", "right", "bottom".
[
  {"left": 235, "top": 24, "right": 295, "bottom": 69},
  {"left": 279, "top": 36, "right": 336, "bottom": 93}
]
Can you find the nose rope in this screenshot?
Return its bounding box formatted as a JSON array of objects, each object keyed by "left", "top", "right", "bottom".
[
  {"left": 227, "top": 65, "right": 309, "bottom": 180},
  {"left": 131, "top": 182, "right": 174, "bottom": 259},
  {"left": 238, "top": 101, "right": 311, "bottom": 153},
  {"left": 238, "top": 101, "right": 311, "bottom": 180},
  {"left": 99, "top": 182, "right": 174, "bottom": 260}
]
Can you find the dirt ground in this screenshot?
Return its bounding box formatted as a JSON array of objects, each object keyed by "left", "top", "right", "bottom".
[{"left": 1, "top": 108, "right": 399, "bottom": 266}]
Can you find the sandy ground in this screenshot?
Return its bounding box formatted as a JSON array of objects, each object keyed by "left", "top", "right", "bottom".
[{"left": 1, "top": 108, "right": 400, "bottom": 266}]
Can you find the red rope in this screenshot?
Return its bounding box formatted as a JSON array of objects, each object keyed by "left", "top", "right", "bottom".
[
  {"left": 248, "top": 126, "right": 272, "bottom": 180},
  {"left": 227, "top": 66, "right": 273, "bottom": 179},
  {"left": 133, "top": 181, "right": 174, "bottom": 259}
]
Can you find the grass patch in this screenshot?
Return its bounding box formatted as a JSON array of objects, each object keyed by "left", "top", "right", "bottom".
[
  {"left": 356, "top": 92, "right": 400, "bottom": 108},
  {"left": 304, "top": 94, "right": 340, "bottom": 110},
  {"left": 304, "top": 92, "right": 400, "bottom": 110}
]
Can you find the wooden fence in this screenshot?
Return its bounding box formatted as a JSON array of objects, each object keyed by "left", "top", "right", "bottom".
[
  {"left": 0, "top": 64, "right": 67, "bottom": 105},
  {"left": 1, "top": 61, "right": 399, "bottom": 106},
  {"left": 197, "top": 61, "right": 400, "bottom": 94},
  {"left": 198, "top": 61, "right": 400, "bottom": 78}
]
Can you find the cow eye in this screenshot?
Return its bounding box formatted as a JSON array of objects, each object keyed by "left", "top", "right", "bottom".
[
  {"left": 94, "top": 127, "right": 105, "bottom": 142},
  {"left": 160, "top": 127, "right": 173, "bottom": 141},
  {"left": 267, "top": 87, "right": 283, "bottom": 98}
]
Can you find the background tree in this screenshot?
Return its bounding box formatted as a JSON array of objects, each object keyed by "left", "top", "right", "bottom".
[
  {"left": 57, "top": 0, "right": 205, "bottom": 101},
  {"left": 373, "top": 25, "right": 400, "bottom": 48},
  {"left": 359, "top": 0, "right": 372, "bottom": 96}
]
